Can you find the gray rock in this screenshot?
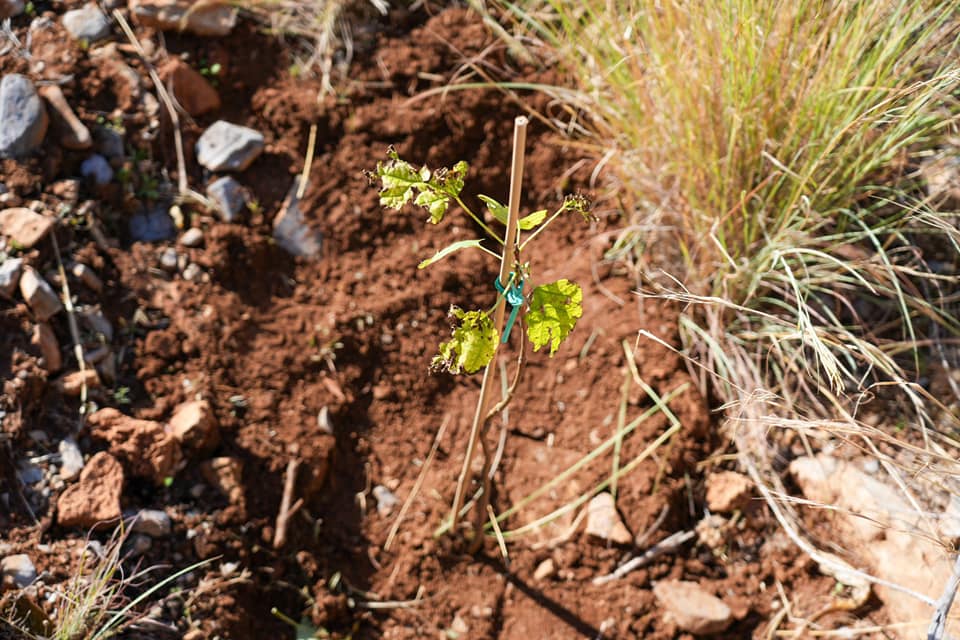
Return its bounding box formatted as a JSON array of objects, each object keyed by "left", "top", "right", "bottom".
[
  {"left": 1, "top": 554, "right": 37, "bottom": 588},
  {"left": 17, "top": 461, "right": 43, "bottom": 485},
  {"left": 273, "top": 181, "right": 322, "bottom": 258},
  {"left": 129, "top": 206, "right": 174, "bottom": 242},
  {"left": 127, "top": 533, "right": 152, "bottom": 557},
  {"left": 59, "top": 437, "right": 84, "bottom": 481},
  {"left": 0, "top": 74, "right": 49, "bottom": 159},
  {"left": 94, "top": 126, "right": 125, "bottom": 159},
  {"left": 79, "top": 308, "right": 113, "bottom": 341},
  {"left": 0, "top": 257, "right": 23, "bottom": 298},
  {"left": 372, "top": 485, "right": 399, "bottom": 517},
  {"left": 195, "top": 121, "right": 264, "bottom": 172},
  {"left": 81, "top": 154, "right": 113, "bottom": 185},
  {"left": 0, "top": 0, "right": 25, "bottom": 19},
  {"left": 130, "top": 508, "right": 172, "bottom": 537},
  {"left": 19, "top": 266, "right": 63, "bottom": 321},
  {"left": 205, "top": 176, "right": 246, "bottom": 222},
  {"left": 62, "top": 4, "right": 111, "bottom": 42},
  {"left": 178, "top": 227, "right": 203, "bottom": 248},
  {"left": 653, "top": 580, "right": 732, "bottom": 635}
]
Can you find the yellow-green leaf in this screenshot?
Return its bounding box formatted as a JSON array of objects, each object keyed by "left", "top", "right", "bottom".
[
  {"left": 518, "top": 209, "right": 548, "bottom": 230},
  {"left": 479, "top": 194, "right": 508, "bottom": 226},
  {"left": 432, "top": 307, "right": 498, "bottom": 374},
  {"left": 525, "top": 279, "right": 582, "bottom": 355}
]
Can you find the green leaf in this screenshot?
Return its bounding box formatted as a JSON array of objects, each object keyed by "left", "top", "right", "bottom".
[
  {"left": 433, "top": 307, "right": 498, "bottom": 374},
  {"left": 525, "top": 279, "right": 583, "bottom": 355},
  {"left": 443, "top": 161, "right": 468, "bottom": 199},
  {"left": 376, "top": 156, "right": 424, "bottom": 210},
  {"left": 418, "top": 239, "right": 485, "bottom": 269},
  {"left": 479, "top": 194, "right": 508, "bottom": 226},
  {"left": 415, "top": 189, "right": 452, "bottom": 224},
  {"left": 519, "top": 209, "right": 548, "bottom": 230},
  {"left": 374, "top": 153, "right": 469, "bottom": 224},
  {"left": 479, "top": 195, "right": 546, "bottom": 231}
]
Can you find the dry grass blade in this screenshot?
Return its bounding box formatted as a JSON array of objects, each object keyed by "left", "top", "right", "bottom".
[{"left": 384, "top": 415, "right": 451, "bottom": 552}]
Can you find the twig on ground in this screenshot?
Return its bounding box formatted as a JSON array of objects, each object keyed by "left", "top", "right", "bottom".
[
  {"left": 384, "top": 415, "right": 451, "bottom": 552},
  {"left": 297, "top": 123, "right": 319, "bottom": 200},
  {"left": 51, "top": 233, "right": 88, "bottom": 430},
  {"left": 274, "top": 459, "right": 303, "bottom": 549},
  {"left": 634, "top": 504, "right": 669, "bottom": 548},
  {"left": 927, "top": 552, "right": 960, "bottom": 640},
  {"left": 592, "top": 529, "right": 695, "bottom": 585},
  {"left": 113, "top": 10, "right": 204, "bottom": 205},
  {"left": 487, "top": 504, "right": 509, "bottom": 565}
]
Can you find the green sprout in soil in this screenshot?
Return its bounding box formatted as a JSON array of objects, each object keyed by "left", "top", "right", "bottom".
[{"left": 370, "top": 117, "right": 591, "bottom": 547}]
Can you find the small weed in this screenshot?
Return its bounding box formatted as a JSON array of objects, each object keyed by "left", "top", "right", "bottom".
[
  {"left": 197, "top": 60, "right": 222, "bottom": 88},
  {"left": 111, "top": 386, "right": 131, "bottom": 405}
]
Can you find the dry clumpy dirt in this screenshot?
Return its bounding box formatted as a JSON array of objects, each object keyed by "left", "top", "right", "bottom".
[{"left": 0, "top": 3, "right": 874, "bottom": 639}]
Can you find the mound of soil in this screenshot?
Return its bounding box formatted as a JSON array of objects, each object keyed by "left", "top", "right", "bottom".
[{"left": 0, "top": 3, "right": 866, "bottom": 639}]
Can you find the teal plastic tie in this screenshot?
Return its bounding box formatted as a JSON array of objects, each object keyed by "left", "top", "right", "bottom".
[{"left": 495, "top": 273, "right": 524, "bottom": 344}]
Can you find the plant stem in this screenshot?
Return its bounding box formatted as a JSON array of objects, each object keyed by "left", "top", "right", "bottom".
[
  {"left": 454, "top": 194, "right": 505, "bottom": 245},
  {"left": 450, "top": 116, "right": 528, "bottom": 534},
  {"left": 519, "top": 203, "right": 566, "bottom": 251}
]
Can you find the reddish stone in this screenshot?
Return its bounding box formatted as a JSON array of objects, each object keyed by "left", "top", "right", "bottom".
[
  {"left": 56, "top": 451, "right": 123, "bottom": 529},
  {"left": 159, "top": 58, "right": 221, "bottom": 117}
]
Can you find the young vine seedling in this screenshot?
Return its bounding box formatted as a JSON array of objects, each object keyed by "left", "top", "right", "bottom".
[
  {"left": 372, "top": 147, "right": 589, "bottom": 372},
  {"left": 369, "top": 120, "right": 590, "bottom": 547}
]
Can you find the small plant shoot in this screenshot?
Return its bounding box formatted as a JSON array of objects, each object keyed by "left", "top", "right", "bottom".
[
  {"left": 370, "top": 118, "right": 591, "bottom": 546},
  {"left": 372, "top": 146, "right": 590, "bottom": 374}
]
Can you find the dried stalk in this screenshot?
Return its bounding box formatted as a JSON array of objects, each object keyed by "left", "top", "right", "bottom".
[{"left": 274, "top": 458, "right": 303, "bottom": 549}]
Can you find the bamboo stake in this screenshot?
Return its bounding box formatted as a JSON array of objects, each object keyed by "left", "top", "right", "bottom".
[{"left": 450, "top": 116, "right": 528, "bottom": 534}]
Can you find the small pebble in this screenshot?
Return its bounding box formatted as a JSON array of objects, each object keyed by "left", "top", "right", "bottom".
[
  {"left": 179, "top": 227, "right": 203, "bottom": 248},
  {"left": 61, "top": 3, "right": 111, "bottom": 42},
  {"left": 71, "top": 263, "right": 103, "bottom": 293},
  {"left": 182, "top": 263, "right": 202, "bottom": 281},
  {"left": 159, "top": 247, "right": 178, "bottom": 271},
  {"left": 206, "top": 176, "right": 246, "bottom": 223},
  {"left": 533, "top": 558, "right": 556, "bottom": 582},
  {"left": 81, "top": 154, "right": 113, "bottom": 185},
  {"left": 20, "top": 267, "right": 63, "bottom": 321},
  {"left": 372, "top": 485, "right": 399, "bottom": 517},
  {"left": 59, "top": 438, "right": 84, "bottom": 481},
  {"left": 0, "top": 257, "right": 23, "bottom": 298},
  {"left": 128, "top": 534, "right": 152, "bottom": 557},
  {"left": 1, "top": 554, "right": 37, "bottom": 588},
  {"left": 130, "top": 509, "right": 172, "bottom": 537}
]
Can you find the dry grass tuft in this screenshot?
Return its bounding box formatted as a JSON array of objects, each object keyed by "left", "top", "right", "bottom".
[
  {"left": 236, "top": 0, "right": 388, "bottom": 94},
  {"left": 481, "top": 0, "right": 960, "bottom": 618}
]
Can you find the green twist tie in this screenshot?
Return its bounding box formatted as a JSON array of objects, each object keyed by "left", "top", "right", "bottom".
[{"left": 494, "top": 273, "right": 524, "bottom": 344}]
